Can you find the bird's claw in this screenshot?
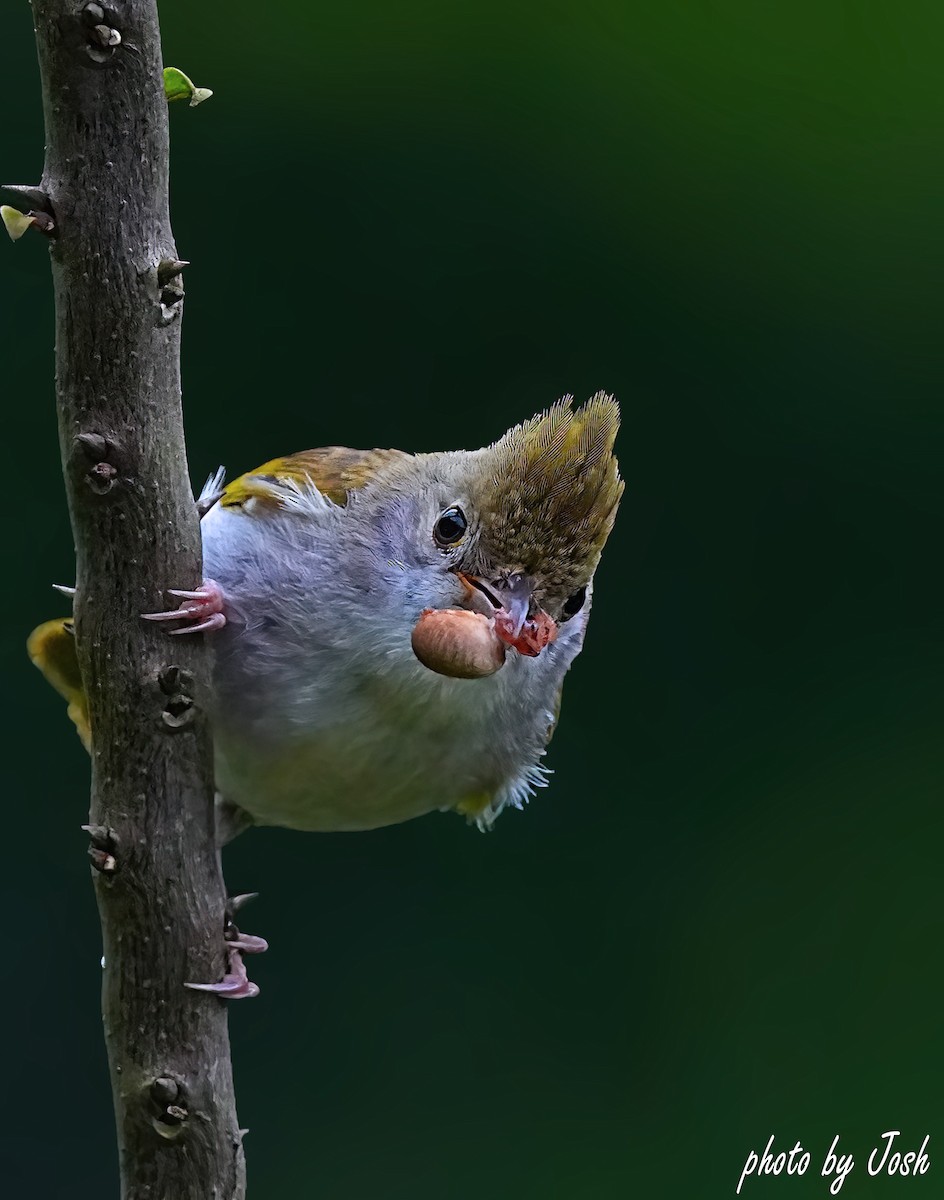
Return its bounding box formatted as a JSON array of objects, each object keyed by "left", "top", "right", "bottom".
[
  {"left": 228, "top": 932, "right": 269, "bottom": 954},
  {"left": 142, "top": 579, "right": 226, "bottom": 635},
  {"left": 185, "top": 949, "right": 260, "bottom": 1000},
  {"left": 185, "top": 896, "right": 267, "bottom": 1000}
]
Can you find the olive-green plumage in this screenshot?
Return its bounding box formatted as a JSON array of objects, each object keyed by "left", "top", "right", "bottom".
[{"left": 471, "top": 392, "right": 623, "bottom": 603}]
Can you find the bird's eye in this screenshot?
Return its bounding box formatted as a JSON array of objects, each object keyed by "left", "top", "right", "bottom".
[
  {"left": 434, "top": 507, "right": 467, "bottom": 547},
  {"left": 561, "top": 586, "right": 587, "bottom": 622}
]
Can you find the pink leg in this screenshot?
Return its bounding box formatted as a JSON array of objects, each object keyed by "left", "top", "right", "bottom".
[
  {"left": 185, "top": 937, "right": 268, "bottom": 1000},
  {"left": 185, "top": 949, "right": 261, "bottom": 1000},
  {"left": 184, "top": 896, "right": 267, "bottom": 1000},
  {"left": 142, "top": 578, "right": 226, "bottom": 635}
]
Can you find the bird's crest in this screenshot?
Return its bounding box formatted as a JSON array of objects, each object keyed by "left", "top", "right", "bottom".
[{"left": 475, "top": 392, "right": 622, "bottom": 595}]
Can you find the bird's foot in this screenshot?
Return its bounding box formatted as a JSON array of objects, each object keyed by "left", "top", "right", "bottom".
[
  {"left": 185, "top": 894, "right": 267, "bottom": 1000},
  {"left": 185, "top": 947, "right": 262, "bottom": 999},
  {"left": 142, "top": 578, "right": 226, "bottom": 634}
]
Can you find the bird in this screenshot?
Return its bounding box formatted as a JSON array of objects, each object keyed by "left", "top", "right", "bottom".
[{"left": 30, "top": 392, "right": 622, "bottom": 992}]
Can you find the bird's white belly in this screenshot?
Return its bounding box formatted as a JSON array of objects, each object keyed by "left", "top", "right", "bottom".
[{"left": 210, "top": 651, "right": 558, "bottom": 832}]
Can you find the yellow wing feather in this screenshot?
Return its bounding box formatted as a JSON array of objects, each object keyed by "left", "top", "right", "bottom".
[
  {"left": 27, "top": 618, "right": 91, "bottom": 751},
  {"left": 218, "top": 446, "right": 410, "bottom": 513}
]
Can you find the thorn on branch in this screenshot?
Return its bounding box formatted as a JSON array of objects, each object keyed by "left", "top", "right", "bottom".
[
  {"left": 89, "top": 846, "right": 118, "bottom": 874},
  {"left": 149, "top": 1077, "right": 189, "bottom": 1139},
  {"left": 75, "top": 431, "right": 110, "bottom": 460},
  {"left": 150, "top": 1077, "right": 180, "bottom": 1105},
  {"left": 74, "top": 432, "right": 122, "bottom": 494},
  {"left": 158, "top": 665, "right": 197, "bottom": 730},
  {"left": 158, "top": 665, "right": 194, "bottom": 695},
  {"left": 162, "top": 696, "right": 196, "bottom": 729},
  {"left": 29, "top": 210, "right": 55, "bottom": 236},
  {"left": 1, "top": 184, "right": 53, "bottom": 214},
  {"left": 82, "top": 822, "right": 113, "bottom": 844},
  {"left": 157, "top": 258, "right": 189, "bottom": 285},
  {"left": 91, "top": 24, "right": 121, "bottom": 48},
  {"left": 81, "top": 4, "right": 122, "bottom": 64},
  {"left": 161, "top": 282, "right": 185, "bottom": 308},
  {"left": 84, "top": 822, "right": 118, "bottom": 875},
  {"left": 86, "top": 460, "right": 118, "bottom": 495},
  {"left": 158, "top": 263, "right": 185, "bottom": 322}
]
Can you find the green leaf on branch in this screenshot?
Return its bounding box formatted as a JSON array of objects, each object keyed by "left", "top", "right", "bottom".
[
  {"left": 1, "top": 205, "right": 35, "bottom": 241},
  {"left": 163, "top": 67, "right": 213, "bottom": 107}
]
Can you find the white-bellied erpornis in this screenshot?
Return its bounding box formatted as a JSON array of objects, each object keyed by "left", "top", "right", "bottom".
[{"left": 30, "top": 393, "right": 622, "bottom": 994}]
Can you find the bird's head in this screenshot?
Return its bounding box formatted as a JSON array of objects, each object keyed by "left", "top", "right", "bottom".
[{"left": 405, "top": 392, "right": 622, "bottom": 658}]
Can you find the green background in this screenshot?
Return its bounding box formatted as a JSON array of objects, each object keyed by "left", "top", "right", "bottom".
[{"left": 2, "top": 2, "right": 941, "bottom": 1197}]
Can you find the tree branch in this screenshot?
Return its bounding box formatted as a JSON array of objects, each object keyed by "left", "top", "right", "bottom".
[{"left": 27, "top": 2, "right": 244, "bottom": 1195}]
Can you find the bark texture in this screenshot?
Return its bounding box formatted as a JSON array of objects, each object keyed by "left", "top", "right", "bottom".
[{"left": 28, "top": 2, "right": 245, "bottom": 1195}]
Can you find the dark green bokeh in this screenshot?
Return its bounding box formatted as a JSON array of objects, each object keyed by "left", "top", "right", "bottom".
[{"left": 2, "top": 3, "right": 942, "bottom": 1196}]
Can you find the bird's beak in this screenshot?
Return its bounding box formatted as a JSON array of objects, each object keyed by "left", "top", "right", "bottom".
[{"left": 457, "top": 572, "right": 558, "bottom": 657}]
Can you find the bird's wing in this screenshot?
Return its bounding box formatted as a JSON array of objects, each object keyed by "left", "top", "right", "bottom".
[{"left": 214, "top": 447, "right": 411, "bottom": 515}]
